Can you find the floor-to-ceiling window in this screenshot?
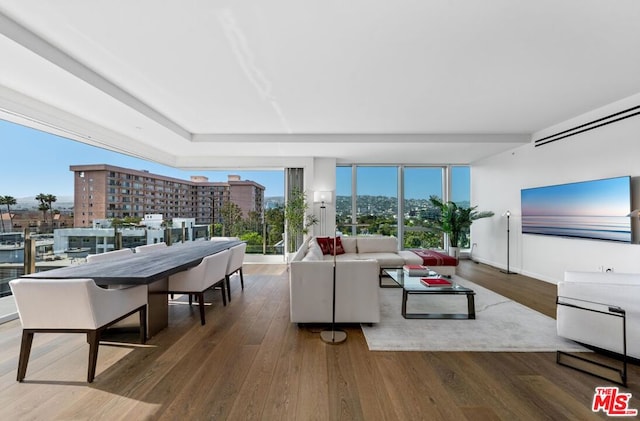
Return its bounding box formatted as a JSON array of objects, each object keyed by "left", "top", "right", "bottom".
[
  {"left": 355, "top": 166, "right": 398, "bottom": 236},
  {"left": 450, "top": 165, "right": 472, "bottom": 248},
  {"left": 336, "top": 164, "right": 471, "bottom": 250},
  {"left": 403, "top": 167, "right": 444, "bottom": 249}
]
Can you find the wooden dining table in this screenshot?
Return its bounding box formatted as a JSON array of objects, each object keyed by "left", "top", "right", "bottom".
[{"left": 22, "top": 240, "right": 241, "bottom": 337}]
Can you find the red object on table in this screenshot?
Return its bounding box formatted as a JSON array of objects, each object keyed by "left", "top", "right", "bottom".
[{"left": 420, "top": 277, "right": 452, "bottom": 287}]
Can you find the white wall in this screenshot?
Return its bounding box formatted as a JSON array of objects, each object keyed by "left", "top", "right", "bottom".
[
  {"left": 311, "top": 157, "right": 337, "bottom": 237},
  {"left": 471, "top": 93, "right": 640, "bottom": 283}
]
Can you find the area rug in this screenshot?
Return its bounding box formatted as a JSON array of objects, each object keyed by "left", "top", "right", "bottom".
[{"left": 361, "top": 276, "right": 589, "bottom": 352}]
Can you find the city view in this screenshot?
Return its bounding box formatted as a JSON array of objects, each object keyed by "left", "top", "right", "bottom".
[{"left": 1, "top": 119, "right": 471, "bottom": 297}]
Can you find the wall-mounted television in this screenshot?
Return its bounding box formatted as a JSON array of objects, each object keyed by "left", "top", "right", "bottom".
[{"left": 521, "top": 176, "right": 631, "bottom": 243}]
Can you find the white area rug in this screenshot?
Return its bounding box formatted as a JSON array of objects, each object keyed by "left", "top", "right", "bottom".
[{"left": 361, "top": 276, "right": 589, "bottom": 352}]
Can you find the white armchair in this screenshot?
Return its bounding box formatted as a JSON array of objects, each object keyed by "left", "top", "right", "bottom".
[
  {"left": 9, "top": 278, "right": 147, "bottom": 383},
  {"left": 225, "top": 243, "right": 246, "bottom": 302},
  {"left": 135, "top": 242, "right": 168, "bottom": 253},
  {"left": 167, "top": 249, "right": 230, "bottom": 325}
]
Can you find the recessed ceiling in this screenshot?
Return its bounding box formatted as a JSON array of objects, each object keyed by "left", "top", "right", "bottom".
[{"left": 0, "top": 0, "right": 639, "bottom": 168}]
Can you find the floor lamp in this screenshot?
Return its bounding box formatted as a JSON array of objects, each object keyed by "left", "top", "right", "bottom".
[
  {"left": 314, "top": 191, "right": 333, "bottom": 236},
  {"left": 320, "top": 232, "right": 347, "bottom": 344},
  {"left": 501, "top": 210, "right": 516, "bottom": 274}
]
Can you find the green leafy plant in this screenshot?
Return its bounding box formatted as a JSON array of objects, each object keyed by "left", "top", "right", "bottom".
[
  {"left": 429, "top": 197, "right": 494, "bottom": 248},
  {"left": 284, "top": 189, "right": 318, "bottom": 251}
]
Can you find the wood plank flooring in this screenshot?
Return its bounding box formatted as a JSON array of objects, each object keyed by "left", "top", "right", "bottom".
[{"left": 0, "top": 260, "right": 637, "bottom": 420}]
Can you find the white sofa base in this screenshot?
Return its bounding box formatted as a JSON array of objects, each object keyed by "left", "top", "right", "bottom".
[
  {"left": 289, "top": 260, "right": 380, "bottom": 324},
  {"left": 557, "top": 271, "right": 640, "bottom": 359}
]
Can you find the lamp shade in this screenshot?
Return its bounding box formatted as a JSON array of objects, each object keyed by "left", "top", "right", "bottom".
[{"left": 314, "top": 191, "right": 333, "bottom": 204}]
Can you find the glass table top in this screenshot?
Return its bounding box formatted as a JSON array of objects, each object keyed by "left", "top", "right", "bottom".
[{"left": 384, "top": 269, "right": 473, "bottom": 293}]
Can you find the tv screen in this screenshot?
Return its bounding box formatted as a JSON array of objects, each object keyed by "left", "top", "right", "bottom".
[{"left": 521, "top": 176, "right": 631, "bottom": 243}]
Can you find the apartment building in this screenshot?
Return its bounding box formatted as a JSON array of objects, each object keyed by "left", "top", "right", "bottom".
[{"left": 70, "top": 164, "right": 264, "bottom": 228}]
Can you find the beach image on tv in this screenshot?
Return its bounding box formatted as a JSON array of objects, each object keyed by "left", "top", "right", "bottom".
[{"left": 521, "top": 176, "right": 631, "bottom": 243}]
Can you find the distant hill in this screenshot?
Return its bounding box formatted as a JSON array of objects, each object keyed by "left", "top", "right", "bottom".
[{"left": 11, "top": 196, "right": 74, "bottom": 210}]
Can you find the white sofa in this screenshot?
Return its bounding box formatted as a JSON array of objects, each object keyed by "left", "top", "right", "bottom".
[
  {"left": 289, "top": 236, "right": 427, "bottom": 324},
  {"left": 299, "top": 236, "right": 423, "bottom": 268},
  {"left": 557, "top": 271, "right": 640, "bottom": 359}
]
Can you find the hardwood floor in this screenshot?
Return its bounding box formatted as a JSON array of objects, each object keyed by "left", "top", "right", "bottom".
[{"left": 0, "top": 261, "right": 636, "bottom": 420}]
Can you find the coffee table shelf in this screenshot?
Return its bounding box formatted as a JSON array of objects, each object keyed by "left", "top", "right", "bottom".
[{"left": 384, "top": 269, "right": 476, "bottom": 320}]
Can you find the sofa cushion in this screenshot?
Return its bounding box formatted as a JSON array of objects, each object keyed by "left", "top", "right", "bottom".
[
  {"left": 397, "top": 250, "right": 423, "bottom": 265},
  {"left": 357, "top": 236, "right": 398, "bottom": 253},
  {"left": 340, "top": 237, "right": 357, "bottom": 254},
  {"left": 326, "top": 253, "right": 361, "bottom": 262},
  {"left": 361, "top": 252, "right": 405, "bottom": 267},
  {"left": 315, "top": 237, "right": 332, "bottom": 254}
]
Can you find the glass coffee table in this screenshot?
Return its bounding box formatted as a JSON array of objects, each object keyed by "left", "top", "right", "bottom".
[{"left": 384, "top": 269, "right": 476, "bottom": 319}]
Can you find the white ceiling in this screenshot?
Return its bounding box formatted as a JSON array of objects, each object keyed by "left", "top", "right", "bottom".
[{"left": 1, "top": 0, "right": 639, "bottom": 168}]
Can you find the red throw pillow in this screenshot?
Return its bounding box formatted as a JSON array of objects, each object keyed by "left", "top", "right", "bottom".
[
  {"left": 315, "top": 237, "right": 331, "bottom": 255},
  {"left": 328, "top": 236, "right": 346, "bottom": 256}
]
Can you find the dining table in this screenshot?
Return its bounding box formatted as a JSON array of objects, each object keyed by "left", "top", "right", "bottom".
[{"left": 22, "top": 239, "right": 241, "bottom": 337}]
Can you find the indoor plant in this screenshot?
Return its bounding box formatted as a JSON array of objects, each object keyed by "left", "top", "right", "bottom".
[
  {"left": 429, "top": 197, "right": 494, "bottom": 257},
  {"left": 284, "top": 188, "right": 318, "bottom": 253}
]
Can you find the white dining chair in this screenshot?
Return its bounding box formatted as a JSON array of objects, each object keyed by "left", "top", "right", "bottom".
[
  {"left": 9, "top": 278, "right": 147, "bottom": 383},
  {"left": 167, "top": 249, "right": 230, "bottom": 325},
  {"left": 135, "top": 242, "right": 168, "bottom": 254},
  {"left": 86, "top": 248, "right": 134, "bottom": 263},
  {"left": 225, "top": 243, "right": 246, "bottom": 302}
]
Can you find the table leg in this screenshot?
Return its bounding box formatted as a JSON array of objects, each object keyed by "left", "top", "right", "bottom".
[
  {"left": 402, "top": 290, "right": 408, "bottom": 318},
  {"left": 467, "top": 293, "right": 476, "bottom": 319},
  {"left": 402, "top": 291, "right": 477, "bottom": 319},
  {"left": 147, "top": 278, "right": 169, "bottom": 337}
]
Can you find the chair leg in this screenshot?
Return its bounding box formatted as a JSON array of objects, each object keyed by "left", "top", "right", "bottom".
[
  {"left": 139, "top": 305, "right": 147, "bottom": 344},
  {"left": 188, "top": 294, "right": 193, "bottom": 306},
  {"left": 225, "top": 275, "right": 231, "bottom": 303},
  {"left": 198, "top": 292, "right": 206, "bottom": 325},
  {"left": 220, "top": 281, "right": 227, "bottom": 306},
  {"left": 239, "top": 267, "right": 244, "bottom": 289},
  {"left": 87, "top": 330, "right": 101, "bottom": 383},
  {"left": 17, "top": 330, "right": 34, "bottom": 382}
]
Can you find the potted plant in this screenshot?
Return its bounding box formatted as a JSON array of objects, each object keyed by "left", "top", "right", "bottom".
[
  {"left": 429, "top": 197, "right": 494, "bottom": 257},
  {"left": 284, "top": 188, "right": 318, "bottom": 254}
]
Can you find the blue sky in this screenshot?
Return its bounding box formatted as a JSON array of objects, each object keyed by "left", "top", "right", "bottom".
[
  {"left": 337, "top": 164, "right": 470, "bottom": 201},
  {"left": 0, "top": 119, "right": 285, "bottom": 198},
  {"left": 1, "top": 119, "right": 470, "bottom": 201}
]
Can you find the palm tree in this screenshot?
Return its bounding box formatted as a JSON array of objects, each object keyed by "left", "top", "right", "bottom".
[
  {"left": 44, "top": 194, "right": 57, "bottom": 227},
  {"left": 35, "top": 193, "right": 50, "bottom": 229},
  {"left": 0, "top": 195, "right": 17, "bottom": 232},
  {"left": 429, "top": 196, "right": 494, "bottom": 249}
]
